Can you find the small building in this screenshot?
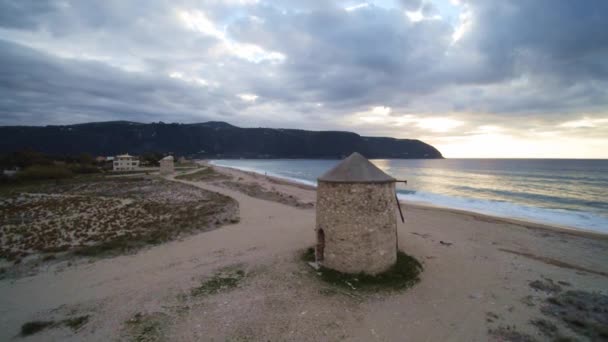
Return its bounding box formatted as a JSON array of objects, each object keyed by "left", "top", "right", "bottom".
[
  {"left": 315, "top": 152, "right": 398, "bottom": 275},
  {"left": 2, "top": 167, "right": 20, "bottom": 177},
  {"left": 159, "top": 155, "right": 175, "bottom": 175},
  {"left": 113, "top": 154, "right": 139, "bottom": 171}
]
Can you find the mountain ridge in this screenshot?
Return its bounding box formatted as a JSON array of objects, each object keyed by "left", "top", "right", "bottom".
[{"left": 0, "top": 121, "right": 443, "bottom": 159}]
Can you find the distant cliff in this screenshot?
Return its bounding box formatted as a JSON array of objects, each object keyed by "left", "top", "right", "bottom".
[{"left": 0, "top": 121, "right": 443, "bottom": 159}]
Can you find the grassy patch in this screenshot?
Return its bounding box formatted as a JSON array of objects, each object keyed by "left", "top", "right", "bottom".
[
  {"left": 19, "top": 315, "right": 90, "bottom": 337},
  {"left": 175, "top": 167, "right": 228, "bottom": 182},
  {"left": 123, "top": 312, "right": 168, "bottom": 342},
  {"left": 1, "top": 176, "right": 237, "bottom": 261},
  {"left": 530, "top": 318, "right": 558, "bottom": 337},
  {"left": 302, "top": 247, "right": 422, "bottom": 292},
  {"left": 63, "top": 315, "right": 90, "bottom": 331},
  {"left": 529, "top": 278, "right": 562, "bottom": 293},
  {"left": 301, "top": 246, "right": 315, "bottom": 263},
  {"left": 488, "top": 326, "right": 538, "bottom": 342},
  {"left": 541, "top": 290, "right": 608, "bottom": 340},
  {"left": 190, "top": 267, "right": 246, "bottom": 297},
  {"left": 20, "top": 321, "right": 55, "bottom": 336}
]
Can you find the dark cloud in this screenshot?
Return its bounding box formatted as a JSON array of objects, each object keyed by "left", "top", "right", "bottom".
[
  {"left": 0, "top": 0, "right": 60, "bottom": 30},
  {"left": 461, "top": 0, "right": 608, "bottom": 82},
  {"left": 399, "top": 0, "right": 423, "bottom": 10},
  {"left": 0, "top": 0, "right": 606, "bottom": 139},
  {"left": 0, "top": 39, "right": 236, "bottom": 125}
]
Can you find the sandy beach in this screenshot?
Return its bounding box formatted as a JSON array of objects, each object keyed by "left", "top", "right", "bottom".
[{"left": 1, "top": 164, "right": 607, "bottom": 341}]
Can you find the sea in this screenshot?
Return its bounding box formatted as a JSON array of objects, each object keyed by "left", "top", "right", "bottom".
[{"left": 210, "top": 159, "right": 608, "bottom": 234}]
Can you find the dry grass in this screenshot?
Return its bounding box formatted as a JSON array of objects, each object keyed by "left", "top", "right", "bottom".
[{"left": 0, "top": 176, "right": 238, "bottom": 262}]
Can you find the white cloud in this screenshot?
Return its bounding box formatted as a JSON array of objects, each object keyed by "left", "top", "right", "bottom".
[
  {"left": 169, "top": 71, "right": 209, "bottom": 86},
  {"left": 451, "top": 3, "right": 472, "bottom": 43},
  {"left": 352, "top": 106, "right": 463, "bottom": 133},
  {"left": 559, "top": 117, "right": 608, "bottom": 128},
  {"left": 346, "top": 3, "right": 370, "bottom": 12},
  {"left": 412, "top": 117, "right": 464, "bottom": 132},
  {"left": 405, "top": 10, "right": 424, "bottom": 22},
  {"left": 238, "top": 93, "right": 259, "bottom": 102},
  {"left": 177, "top": 9, "right": 285, "bottom": 63}
]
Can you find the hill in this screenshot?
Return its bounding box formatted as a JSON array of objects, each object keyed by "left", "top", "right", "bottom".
[{"left": 0, "top": 121, "right": 443, "bottom": 159}]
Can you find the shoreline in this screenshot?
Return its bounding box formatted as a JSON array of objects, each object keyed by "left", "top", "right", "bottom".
[{"left": 207, "top": 161, "right": 608, "bottom": 240}]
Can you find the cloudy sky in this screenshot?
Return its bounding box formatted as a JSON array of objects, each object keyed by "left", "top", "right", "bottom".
[{"left": 1, "top": 0, "right": 607, "bottom": 158}]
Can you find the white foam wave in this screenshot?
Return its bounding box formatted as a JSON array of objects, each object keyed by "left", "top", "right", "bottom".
[
  {"left": 209, "top": 160, "right": 318, "bottom": 187},
  {"left": 397, "top": 191, "right": 608, "bottom": 233}
]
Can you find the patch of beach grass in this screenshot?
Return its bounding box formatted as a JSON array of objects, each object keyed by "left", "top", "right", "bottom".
[
  {"left": 63, "top": 315, "right": 90, "bottom": 331},
  {"left": 19, "top": 315, "right": 90, "bottom": 337},
  {"left": 1, "top": 176, "right": 238, "bottom": 262},
  {"left": 20, "top": 321, "right": 55, "bottom": 337},
  {"left": 488, "top": 326, "right": 538, "bottom": 342},
  {"left": 190, "top": 267, "right": 246, "bottom": 297},
  {"left": 302, "top": 247, "right": 422, "bottom": 292},
  {"left": 530, "top": 318, "right": 558, "bottom": 338},
  {"left": 541, "top": 290, "right": 608, "bottom": 340},
  {"left": 123, "top": 312, "right": 168, "bottom": 342},
  {"left": 529, "top": 278, "right": 562, "bottom": 293}
]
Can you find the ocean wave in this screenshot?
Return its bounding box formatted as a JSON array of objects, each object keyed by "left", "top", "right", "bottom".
[
  {"left": 209, "top": 159, "right": 608, "bottom": 234},
  {"left": 209, "top": 160, "right": 318, "bottom": 187},
  {"left": 396, "top": 190, "right": 608, "bottom": 233}
]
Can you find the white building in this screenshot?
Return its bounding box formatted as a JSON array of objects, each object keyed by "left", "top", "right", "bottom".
[
  {"left": 159, "top": 155, "right": 174, "bottom": 175},
  {"left": 113, "top": 154, "right": 140, "bottom": 171}
]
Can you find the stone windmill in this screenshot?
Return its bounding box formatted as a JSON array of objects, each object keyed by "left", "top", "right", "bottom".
[{"left": 315, "top": 152, "right": 404, "bottom": 275}]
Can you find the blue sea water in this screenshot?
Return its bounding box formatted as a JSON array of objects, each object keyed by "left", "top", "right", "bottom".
[{"left": 210, "top": 159, "right": 608, "bottom": 233}]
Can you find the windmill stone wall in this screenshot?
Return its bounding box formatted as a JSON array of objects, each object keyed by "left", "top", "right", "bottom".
[{"left": 315, "top": 152, "right": 398, "bottom": 275}]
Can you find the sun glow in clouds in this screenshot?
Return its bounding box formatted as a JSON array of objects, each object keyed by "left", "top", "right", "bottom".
[
  {"left": 354, "top": 106, "right": 463, "bottom": 133},
  {"left": 451, "top": 2, "right": 472, "bottom": 43},
  {"left": 238, "top": 93, "right": 259, "bottom": 102},
  {"left": 414, "top": 117, "right": 464, "bottom": 132},
  {"left": 169, "top": 71, "right": 209, "bottom": 86},
  {"left": 559, "top": 117, "right": 608, "bottom": 128},
  {"left": 345, "top": 3, "right": 369, "bottom": 12},
  {"left": 177, "top": 9, "right": 285, "bottom": 63}
]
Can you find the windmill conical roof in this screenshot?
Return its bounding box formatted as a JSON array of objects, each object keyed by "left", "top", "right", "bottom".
[{"left": 318, "top": 152, "right": 395, "bottom": 183}]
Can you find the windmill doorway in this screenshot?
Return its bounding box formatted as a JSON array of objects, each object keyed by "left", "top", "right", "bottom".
[{"left": 316, "top": 228, "right": 325, "bottom": 262}]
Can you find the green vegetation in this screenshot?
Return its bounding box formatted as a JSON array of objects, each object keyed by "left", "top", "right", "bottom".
[
  {"left": 140, "top": 152, "right": 164, "bottom": 167},
  {"left": 488, "top": 326, "right": 537, "bottom": 342},
  {"left": 175, "top": 167, "right": 228, "bottom": 182},
  {"left": 541, "top": 290, "right": 608, "bottom": 340},
  {"left": 19, "top": 315, "right": 90, "bottom": 337},
  {"left": 20, "top": 321, "right": 55, "bottom": 336},
  {"left": 302, "top": 248, "right": 423, "bottom": 292},
  {"left": 529, "top": 278, "right": 562, "bottom": 293},
  {"left": 123, "top": 312, "right": 168, "bottom": 342},
  {"left": 63, "top": 315, "right": 90, "bottom": 331},
  {"left": 17, "top": 165, "right": 74, "bottom": 181},
  {"left": 530, "top": 318, "right": 558, "bottom": 337},
  {"left": 190, "top": 267, "right": 246, "bottom": 297},
  {"left": 1, "top": 150, "right": 103, "bottom": 185}
]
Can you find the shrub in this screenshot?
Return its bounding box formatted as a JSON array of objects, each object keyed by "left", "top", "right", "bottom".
[
  {"left": 17, "top": 165, "right": 73, "bottom": 181},
  {"left": 20, "top": 321, "right": 55, "bottom": 336},
  {"left": 68, "top": 164, "right": 101, "bottom": 174}
]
